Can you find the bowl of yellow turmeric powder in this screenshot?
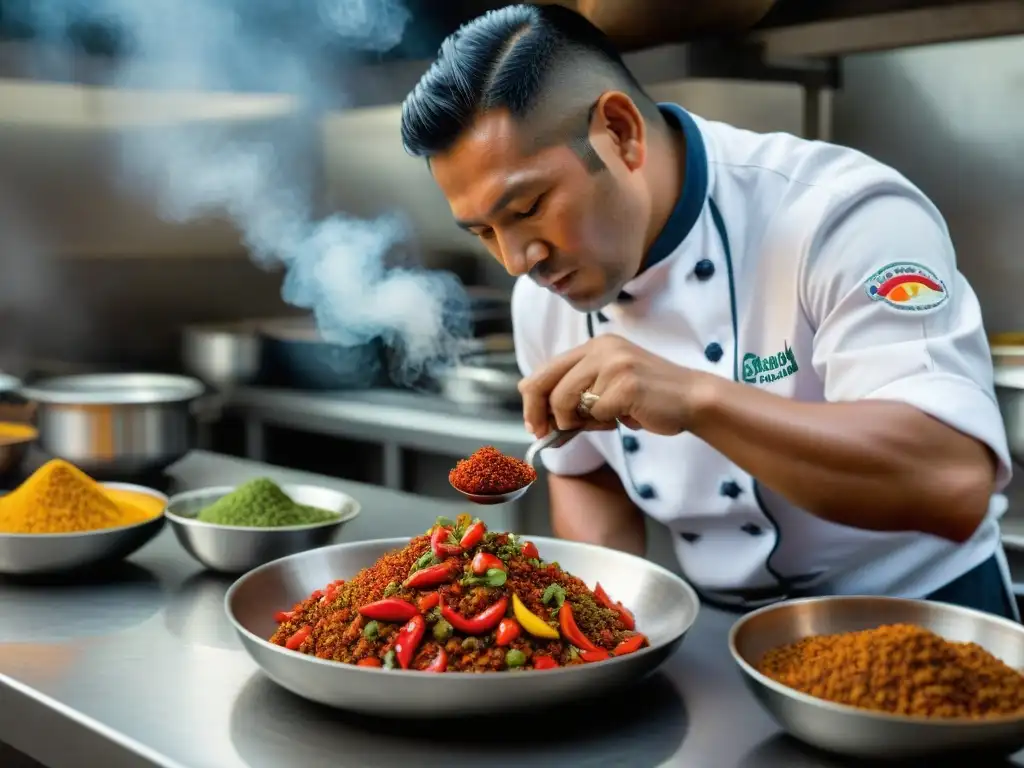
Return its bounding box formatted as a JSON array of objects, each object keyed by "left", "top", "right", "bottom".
[{"left": 0, "top": 459, "right": 167, "bottom": 575}]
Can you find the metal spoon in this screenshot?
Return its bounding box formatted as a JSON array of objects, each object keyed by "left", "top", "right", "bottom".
[{"left": 451, "top": 428, "right": 583, "bottom": 505}]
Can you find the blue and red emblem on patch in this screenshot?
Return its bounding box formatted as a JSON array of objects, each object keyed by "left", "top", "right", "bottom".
[{"left": 864, "top": 262, "right": 948, "bottom": 312}]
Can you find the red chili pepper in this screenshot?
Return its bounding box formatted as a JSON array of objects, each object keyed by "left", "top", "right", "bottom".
[
  {"left": 358, "top": 598, "right": 419, "bottom": 623},
  {"left": 394, "top": 615, "right": 426, "bottom": 670},
  {"left": 430, "top": 526, "right": 463, "bottom": 558},
  {"left": 459, "top": 520, "right": 486, "bottom": 549},
  {"left": 357, "top": 657, "right": 382, "bottom": 667},
  {"left": 615, "top": 605, "right": 636, "bottom": 631},
  {"left": 471, "top": 551, "right": 505, "bottom": 575},
  {"left": 558, "top": 602, "right": 600, "bottom": 653},
  {"left": 417, "top": 592, "right": 440, "bottom": 612},
  {"left": 322, "top": 584, "right": 339, "bottom": 604},
  {"left": 273, "top": 610, "right": 294, "bottom": 623},
  {"left": 440, "top": 596, "right": 509, "bottom": 636},
  {"left": 285, "top": 625, "right": 312, "bottom": 650},
  {"left": 495, "top": 618, "right": 520, "bottom": 646},
  {"left": 594, "top": 582, "right": 636, "bottom": 631},
  {"left": 309, "top": 589, "right": 323, "bottom": 601},
  {"left": 580, "top": 648, "right": 610, "bottom": 663},
  {"left": 613, "top": 634, "right": 647, "bottom": 656},
  {"left": 424, "top": 647, "right": 448, "bottom": 673},
  {"left": 532, "top": 655, "right": 559, "bottom": 670},
  {"left": 521, "top": 541, "right": 540, "bottom": 560},
  {"left": 404, "top": 562, "right": 454, "bottom": 589}
]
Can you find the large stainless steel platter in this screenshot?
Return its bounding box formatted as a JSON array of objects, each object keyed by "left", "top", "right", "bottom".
[
  {"left": 0, "top": 482, "right": 167, "bottom": 575},
  {"left": 730, "top": 595, "right": 1024, "bottom": 759},
  {"left": 225, "top": 536, "right": 699, "bottom": 717}
]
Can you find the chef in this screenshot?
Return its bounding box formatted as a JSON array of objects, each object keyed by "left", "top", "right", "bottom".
[{"left": 400, "top": 4, "right": 1016, "bottom": 617}]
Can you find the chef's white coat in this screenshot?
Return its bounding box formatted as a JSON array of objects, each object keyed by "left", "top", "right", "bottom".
[{"left": 512, "top": 102, "right": 1013, "bottom": 609}]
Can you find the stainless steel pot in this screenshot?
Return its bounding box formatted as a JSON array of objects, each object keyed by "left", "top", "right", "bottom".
[
  {"left": 182, "top": 322, "right": 263, "bottom": 390},
  {"left": 438, "top": 345, "right": 522, "bottom": 408},
  {"left": 19, "top": 373, "right": 206, "bottom": 476}
]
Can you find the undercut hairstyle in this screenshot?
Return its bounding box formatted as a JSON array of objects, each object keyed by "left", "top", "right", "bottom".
[{"left": 400, "top": 4, "right": 661, "bottom": 173}]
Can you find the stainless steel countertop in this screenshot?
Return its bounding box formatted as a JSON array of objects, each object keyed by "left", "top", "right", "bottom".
[{"left": 2, "top": 451, "right": 1020, "bottom": 768}]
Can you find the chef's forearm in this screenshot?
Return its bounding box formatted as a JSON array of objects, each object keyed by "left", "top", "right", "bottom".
[
  {"left": 687, "top": 374, "right": 997, "bottom": 542},
  {"left": 548, "top": 467, "right": 647, "bottom": 556}
]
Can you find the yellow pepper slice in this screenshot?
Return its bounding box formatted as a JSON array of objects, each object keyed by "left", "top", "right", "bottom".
[{"left": 512, "top": 593, "right": 560, "bottom": 640}]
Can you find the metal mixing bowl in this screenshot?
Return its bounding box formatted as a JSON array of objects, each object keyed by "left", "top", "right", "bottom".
[
  {"left": 164, "top": 484, "right": 361, "bottom": 574},
  {"left": 20, "top": 373, "right": 206, "bottom": 476},
  {"left": 0, "top": 483, "right": 167, "bottom": 575},
  {"left": 729, "top": 595, "right": 1024, "bottom": 759},
  {"left": 225, "top": 536, "right": 700, "bottom": 717}
]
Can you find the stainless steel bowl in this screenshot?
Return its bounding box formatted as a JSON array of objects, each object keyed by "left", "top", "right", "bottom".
[
  {"left": 225, "top": 536, "right": 699, "bottom": 717},
  {"left": 0, "top": 482, "right": 167, "bottom": 575},
  {"left": 165, "top": 484, "right": 361, "bottom": 574},
  {"left": 20, "top": 373, "right": 206, "bottom": 476},
  {"left": 729, "top": 595, "right": 1024, "bottom": 759},
  {"left": 182, "top": 322, "right": 263, "bottom": 389}
]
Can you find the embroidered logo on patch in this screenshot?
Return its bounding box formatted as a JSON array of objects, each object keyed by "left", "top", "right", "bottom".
[
  {"left": 864, "top": 262, "right": 948, "bottom": 311},
  {"left": 742, "top": 342, "right": 799, "bottom": 385}
]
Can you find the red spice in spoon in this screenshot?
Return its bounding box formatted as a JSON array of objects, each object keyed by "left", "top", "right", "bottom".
[{"left": 449, "top": 446, "right": 537, "bottom": 495}]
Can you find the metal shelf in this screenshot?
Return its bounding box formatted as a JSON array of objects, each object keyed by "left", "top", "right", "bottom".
[{"left": 754, "top": 0, "right": 1024, "bottom": 57}]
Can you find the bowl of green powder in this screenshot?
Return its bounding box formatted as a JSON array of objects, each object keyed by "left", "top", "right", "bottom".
[{"left": 164, "top": 477, "right": 361, "bottom": 573}]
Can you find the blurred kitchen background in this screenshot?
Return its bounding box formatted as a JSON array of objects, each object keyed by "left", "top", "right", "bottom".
[{"left": 0, "top": 0, "right": 1022, "bottom": 576}]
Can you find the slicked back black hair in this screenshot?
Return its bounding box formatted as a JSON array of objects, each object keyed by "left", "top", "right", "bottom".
[{"left": 400, "top": 4, "right": 659, "bottom": 164}]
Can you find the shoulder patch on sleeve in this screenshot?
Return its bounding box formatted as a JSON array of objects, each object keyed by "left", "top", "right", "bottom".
[{"left": 864, "top": 261, "right": 949, "bottom": 312}]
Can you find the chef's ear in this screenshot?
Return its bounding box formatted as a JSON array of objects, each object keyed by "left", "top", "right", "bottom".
[{"left": 592, "top": 91, "right": 646, "bottom": 171}]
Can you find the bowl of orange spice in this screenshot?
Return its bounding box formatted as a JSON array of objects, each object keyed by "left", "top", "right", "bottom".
[
  {"left": 730, "top": 596, "right": 1024, "bottom": 760},
  {"left": 0, "top": 458, "right": 167, "bottom": 575}
]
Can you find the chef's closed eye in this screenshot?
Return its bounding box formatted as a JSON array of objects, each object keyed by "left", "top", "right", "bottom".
[{"left": 514, "top": 193, "right": 547, "bottom": 221}]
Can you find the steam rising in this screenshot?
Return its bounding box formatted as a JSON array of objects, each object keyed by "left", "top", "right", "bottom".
[{"left": 20, "top": 0, "right": 468, "bottom": 384}]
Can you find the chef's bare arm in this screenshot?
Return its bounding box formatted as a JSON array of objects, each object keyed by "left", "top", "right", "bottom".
[
  {"left": 689, "top": 193, "right": 1008, "bottom": 545},
  {"left": 548, "top": 465, "right": 646, "bottom": 556}
]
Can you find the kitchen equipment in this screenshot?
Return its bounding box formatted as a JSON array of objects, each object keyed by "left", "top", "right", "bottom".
[
  {"left": 19, "top": 373, "right": 206, "bottom": 476},
  {"left": 438, "top": 347, "right": 521, "bottom": 408},
  {"left": 729, "top": 595, "right": 1024, "bottom": 759},
  {"left": 571, "top": 0, "right": 777, "bottom": 49},
  {"left": 182, "top": 322, "right": 263, "bottom": 389},
  {"left": 994, "top": 367, "right": 1024, "bottom": 465},
  {"left": 464, "top": 286, "right": 512, "bottom": 338},
  {"left": 164, "top": 484, "right": 361, "bottom": 574},
  {"left": 0, "top": 482, "right": 166, "bottom": 575},
  {"left": 0, "top": 374, "right": 36, "bottom": 476},
  {"left": 0, "top": 374, "right": 20, "bottom": 401},
  {"left": 225, "top": 535, "right": 699, "bottom": 717},
  {"left": 991, "top": 333, "right": 1024, "bottom": 367},
  {"left": 259, "top": 317, "right": 386, "bottom": 391},
  {"left": 0, "top": 423, "right": 37, "bottom": 477}
]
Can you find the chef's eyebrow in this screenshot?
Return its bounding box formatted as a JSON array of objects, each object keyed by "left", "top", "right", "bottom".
[{"left": 454, "top": 179, "right": 543, "bottom": 230}]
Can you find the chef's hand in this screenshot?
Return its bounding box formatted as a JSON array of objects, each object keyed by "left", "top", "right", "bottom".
[{"left": 518, "top": 334, "right": 708, "bottom": 437}]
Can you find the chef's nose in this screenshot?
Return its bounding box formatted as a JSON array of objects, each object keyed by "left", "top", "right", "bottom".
[{"left": 501, "top": 236, "right": 548, "bottom": 277}]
